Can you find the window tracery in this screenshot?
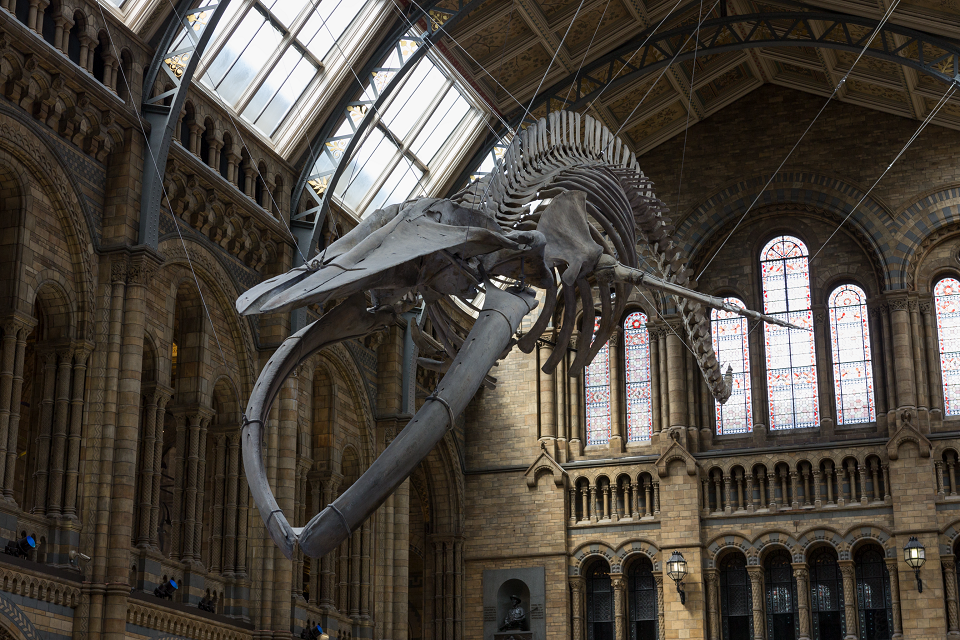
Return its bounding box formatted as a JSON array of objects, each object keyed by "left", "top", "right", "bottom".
[
  {"left": 934, "top": 277, "right": 960, "bottom": 416},
  {"left": 584, "top": 317, "right": 611, "bottom": 446},
  {"left": 760, "top": 235, "right": 819, "bottom": 430},
  {"left": 624, "top": 311, "right": 652, "bottom": 442},
  {"left": 711, "top": 298, "right": 752, "bottom": 435},
  {"left": 828, "top": 284, "right": 875, "bottom": 425}
]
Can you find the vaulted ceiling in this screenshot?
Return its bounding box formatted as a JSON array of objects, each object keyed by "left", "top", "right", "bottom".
[{"left": 440, "top": 0, "right": 960, "bottom": 155}]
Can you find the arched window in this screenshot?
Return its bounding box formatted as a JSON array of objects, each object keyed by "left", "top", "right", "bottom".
[
  {"left": 712, "top": 297, "right": 753, "bottom": 435},
  {"left": 934, "top": 278, "right": 960, "bottom": 415},
  {"left": 809, "top": 548, "right": 845, "bottom": 640},
  {"left": 624, "top": 311, "right": 652, "bottom": 442},
  {"left": 828, "top": 284, "right": 875, "bottom": 424},
  {"left": 584, "top": 317, "right": 611, "bottom": 446},
  {"left": 627, "top": 557, "right": 657, "bottom": 640},
  {"left": 764, "top": 549, "right": 798, "bottom": 640},
  {"left": 760, "top": 235, "right": 819, "bottom": 429},
  {"left": 720, "top": 554, "right": 753, "bottom": 640},
  {"left": 855, "top": 547, "right": 892, "bottom": 640},
  {"left": 586, "top": 560, "right": 614, "bottom": 640}
]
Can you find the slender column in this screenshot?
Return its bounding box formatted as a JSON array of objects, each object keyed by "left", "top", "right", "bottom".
[
  {"left": 723, "top": 475, "right": 733, "bottom": 514},
  {"left": 612, "top": 574, "right": 625, "bottom": 640},
  {"left": 224, "top": 438, "right": 240, "bottom": 573},
  {"left": 835, "top": 465, "right": 846, "bottom": 507},
  {"left": 653, "top": 481, "right": 660, "bottom": 514},
  {"left": 0, "top": 318, "right": 30, "bottom": 494},
  {"left": 538, "top": 341, "right": 556, "bottom": 443},
  {"left": 748, "top": 566, "right": 765, "bottom": 640},
  {"left": 603, "top": 483, "right": 611, "bottom": 520},
  {"left": 736, "top": 471, "right": 745, "bottom": 511},
  {"left": 910, "top": 301, "right": 928, "bottom": 411},
  {"left": 350, "top": 528, "right": 361, "bottom": 617},
  {"left": 880, "top": 304, "right": 896, "bottom": 422},
  {"left": 658, "top": 329, "right": 669, "bottom": 430},
  {"left": 950, "top": 456, "right": 958, "bottom": 496},
  {"left": 705, "top": 569, "right": 720, "bottom": 640},
  {"left": 940, "top": 555, "right": 960, "bottom": 638},
  {"left": 169, "top": 412, "right": 187, "bottom": 558},
  {"left": 623, "top": 481, "right": 631, "bottom": 519},
  {"left": 886, "top": 558, "right": 903, "bottom": 640},
  {"left": 666, "top": 324, "right": 685, "bottom": 429},
  {"left": 609, "top": 332, "right": 623, "bottom": 449},
  {"left": 236, "top": 466, "right": 248, "bottom": 575},
  {"left": 569, "top": 487, "right": 577, "bottom": 525},
  {"left": 814, "top": 310, "right": 833, "bottom": 426},
  {"left": 747, "top": 471, "right": 756, "bottom": 512},
  {"left": 611, "top": 482, "right": 620, "bottom": 521},
  {"left": 63, "top": 345, "right": 88, "bottom": 518},
  {"left": 813, "top": 469, "right": 822, "bottom": 508},
  {"left": 650, "top": 329, "right": 661, "bottom": 435},
  {"left": 714, "top": 472, "right": 722, "bottom": 512},
  {"left": 790, "top": 470, "right": 799, "bottom": 509},
  {"left": 838, "top": 561, "right": 858, "bottom": 640},
  {"left": 45, "top": 348, "right": 72, "bottom": 516},
  {"left": 182, "top": 412, "right": 202, "bottom": 562},
  {"left": 361, "top": 518, "right": 372, "bottom": 619},
  {"left": 210, "top": 435, "right": 227, "bottom": 573},
  {"left": 148, "top": 392, "right": 171, "bottom": 549},
  {"left": 858, "top": 464, "right": 868, "bottom": 504},
  {"left": 571, "top": 577, "right": 585, "bottom": 640},
  {"left": 794, "top": 564, "right": 811, "bottom": 640},
  {"left": 0, "top": 320, "right": 27, "bottom": 499},
  {"left": 320, "top": 478, "right": 340, "bottom": 608},
  {"left": 825, "top": 463, "right": 835, "bottom": 504},
  {"left": 581, "top": 484, "right": 589, "bottom": 522},
  {"left": 779, "top": 468, "right": 789, "bottom": 510},
  {"left": 882, "top": 464, "right": 891, "bottom": 502},
  {"left": 191, "top": 414, "right": 210, "bottom": 561},
  {"left": 136, "top": 388, "right": 159, "bottom": 547},
  {"left": 655, "top": 573, "right": 665, "bottom": 640},
  {"left": 870, "top": 461, "right": 881, "bottom": 502},
  {"left": 632, "top": 481, "right": 640, "bottom": 518},
  {"left": 645, "top": 481, "right": 653, "bottom": 517},
  {"left": 764, "top": 471, "right": 774, "bottom": 510},
  {"left": 921, "top": 302, "right": 943, "bottom": 417},
  {"left": 569, "top": 350, "right": 581, "bottom": 454},
  {"left": 889, "top": 297, "right": 916, "bottom": 407},
  {"left": 590, "top": 484, "right": 599, "bottom": 522},
  {"left": 33, "top": 350, "right": 57, "bottom": 513},
  {"left": 802, "top": 465, "right": 811, "bottom": 507},
  {"left": 847, "top": 461, "right": 858, "bottom": 502}
]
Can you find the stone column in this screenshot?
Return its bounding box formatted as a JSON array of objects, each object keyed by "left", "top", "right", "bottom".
[
  {"left": 747, "top": 565, "right": 765, "bottom": 640},
  {"left": 658, "top": 329, "right": 669, "bottom": 431},
  {"left": 224, "top": 438, "right": 241, "bottom": 573},
  {"left": 909, "top": 301, "right": 928, "bottom": 415},
  {"left": 33, "top": 350, "right": 57, "bottom": 514},
  {"left": 921, "top": 301, "right": 942, "bottom": 419},
  {"left": 169, "top": 411, "right": 187, "bottom": 559},
  {"left": 880, "top": 304, "right": 896, "bottom": 430},
  {"left": 612, "top": 573, "right": 625, "bottom": 640},
  {"left": 793, "top": 564, "right": 811, "bottom": 640},
  {"left": 723, "top": 475, "right": 733, "bottom": 514},
  {"left": 705, "top": 569, "right": 720, "bottom": 640},
  {"left": 650, "top": 328, "right": 662, "bottom": 436},
  {"left": 889, "top": 297, "right": 916, "bottom": 408},
  {"left": 885, "top": 558, "right": 903, "bottom": 640},
  {"left": 839, "top": 560, "right": 858, "bottom": 640},
  {"left": 609, "top": 332, "right": 623, "bottom": 450},
  {"left": 666, "top": 324, "right": 686, "bottom": 430},
  {"left": 538, "top": 340, "right": 556, "bottom": 446},
  {"left": 148, "top": 390, "right": 172, "bottom": 550},
  {"left": 210, "top": 435, "right": 227, "bottom": 573},
  {"left": 814, "top": 309, "right": 833, "bottom": 428},
  {"left": 590, "top": 484, "right": 599, "bottom": 522},
  {"left": 0, "top": 316, "right": 32, "bottom": 499},
  {"left": 136, "top": 386, "right": 160, "bottom": 548},
  {"left": 63, "top": 344, "right": 89, "bottom": 519},
  {"left": 361, "top": 518, "right": 372, "bottom": 619},
  {"left": 655, "top": 573, "right": 665, "bottom": 640},
  {"left": 571, "top": 577, "right": 585, "bottom": 640},
  {"left": 192, "top": 413, "right": 211, "bottom": 562},
  {"left": 182, "top": 411, "right": 203, "bottom": 563},
  {"left": 569, "top": 349, "right": 581, "bottom": 455},
  {"left": 940, "top": 555, "right": 960, "bottom": 638}
]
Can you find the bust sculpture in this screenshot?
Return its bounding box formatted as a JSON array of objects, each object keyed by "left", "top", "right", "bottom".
[{"left": 499, "top": 595, "right": 526, "bottom": 631}]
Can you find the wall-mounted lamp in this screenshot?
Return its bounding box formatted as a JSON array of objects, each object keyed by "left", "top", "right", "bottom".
[
  {"left": 903, "top": 536, "right": 925, "bottom": 593},
  {"left": 4, "top": 535, "right": 35, "bottom": 559},
  {"left": 666, "top": 551, "right": 688, "bottom": 604},
  {"left": 154, "top": 578, "right": 178, "bottom": 600}
]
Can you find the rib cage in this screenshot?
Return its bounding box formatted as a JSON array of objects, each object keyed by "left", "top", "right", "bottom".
[{"left": 452, "top": 111, "right": 731, "bottom": 403}]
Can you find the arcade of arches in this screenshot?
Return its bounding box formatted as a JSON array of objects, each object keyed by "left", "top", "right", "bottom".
[{"left": 1, "top": 0, "right": 960, "bottom": 639}]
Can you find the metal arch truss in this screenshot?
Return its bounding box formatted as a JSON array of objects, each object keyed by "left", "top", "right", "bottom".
[
  {"left": 289, "top": 0, "right": 485, "bottom": 264},
  {"left": 452, "top": 5, "right": 960, "bottom": 192},
  {"left": 139, "top": 0, "right": 233, "bottom": 249}
]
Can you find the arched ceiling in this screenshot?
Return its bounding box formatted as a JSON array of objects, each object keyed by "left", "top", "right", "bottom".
[{"left": 439, "top": 0, "right": 960, "bottom": 155}]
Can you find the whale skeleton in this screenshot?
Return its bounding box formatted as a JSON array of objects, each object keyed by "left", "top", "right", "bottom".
[{"left": 236, "top": 110, "right": 805, "bottom": 560}]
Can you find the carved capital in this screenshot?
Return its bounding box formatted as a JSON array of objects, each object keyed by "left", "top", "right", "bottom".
[
  {"left": 889, "top": 297, "right": 909, "bottom": 312},
  {"left": 111, "top": 259, "right": 128, "bottom": 283},
  {"left": 920, "top": 301, "right": 932, "bottom": 314}
]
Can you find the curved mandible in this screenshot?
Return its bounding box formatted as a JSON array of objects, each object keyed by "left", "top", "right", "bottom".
[
  {"left": 242, "top": 292, "right": 397, "bottom": 559},
  {"left": 296, "top": 282, "right": 538, "bottom": 559}
]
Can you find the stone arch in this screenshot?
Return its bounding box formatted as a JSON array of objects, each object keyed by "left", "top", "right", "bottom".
[
  {"left": 571, "top": 542, "right": 620, "bottom": 575},
  {"left": 29, "top": 276, "right": 76, "bottom": 342},
  {"left": 0, "top": 109, "right": 96, "bottom": 337},
  {"left": 705, "top": 533, "right": 759, "bottom": 568},
  {"left": 795, "top": 527, "right": 846, "bottom": 560},
  {"left": 843, "top": 524, "right": 895, "bottom": 559},
  {"left": 897, "top": 185, "right": 960, "bottom": 289},
  {"left": 617, "top": 539, "right": 661, "bottom": 572},
  {"left": 315, "top": 346, "right": 376, "bottom": 467},
  {"left": 0, "top": 591, "right": 42, "bottom": 640}
]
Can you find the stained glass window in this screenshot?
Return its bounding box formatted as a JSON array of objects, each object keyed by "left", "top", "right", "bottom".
[
  {"left": 761, "top": 236, "right": 819, "bottom": 430},
  {"left": 828, "top": 284, "right": 875, "bottom": 425},
  {"left": 712, "top": 298, "right": 752, "bottom": 435},
  {"left": 584, "top": 317, "right": 611, "bottom": 446},
  {"left": 934, "top": 278, "right": 960, "bottom": 416},
  {"left": 624, "top": 312, "right": 653, "bottom": 443}
]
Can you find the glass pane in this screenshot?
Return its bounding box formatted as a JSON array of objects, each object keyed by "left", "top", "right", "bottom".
[
  {"left": 761, "top": 235, "right": 819, "bottom": 430},
  {"left": 411, "top": 90, "right": 470, "bottom": 162},
  {"left": 935, "top": 278, "right": 960, "bottom": 416},
  {"left": 205, "top": 7, "right": 266, "bottom": 87},
  {"left": 336, "top": 128, "right": 396, "bottom": 210},
  {"left": 624, "top": 312, "right": 652, "bottom": 442},
  {"left": 266, "top": 0, "right": 311, "bottom": 27},
  {"left": 712, "top": 298, "right": 753, "bottom": 435},
  {"left": 828, "top": 284, "right": 875, "bottom": 425},
  {"left": 584, "top": 317, "right": 611, "bottom": 446},
  {"left": 385, "top": 61, "right": 446, "bottom": 140},
  {"left": 303, "top": 0, "right": 362, "bottom": 60},
  {"left": 363, "top": 161, "right": 422, "bottom": 217},
  {"left": 217, "top": 14, "right": 285, "bottom": 105},
  {"left": 242, "top": 46, "right": 303, "bottom": 121},
  {"left": 251, "top": 53, "right": 318, "bottom": 135}
]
